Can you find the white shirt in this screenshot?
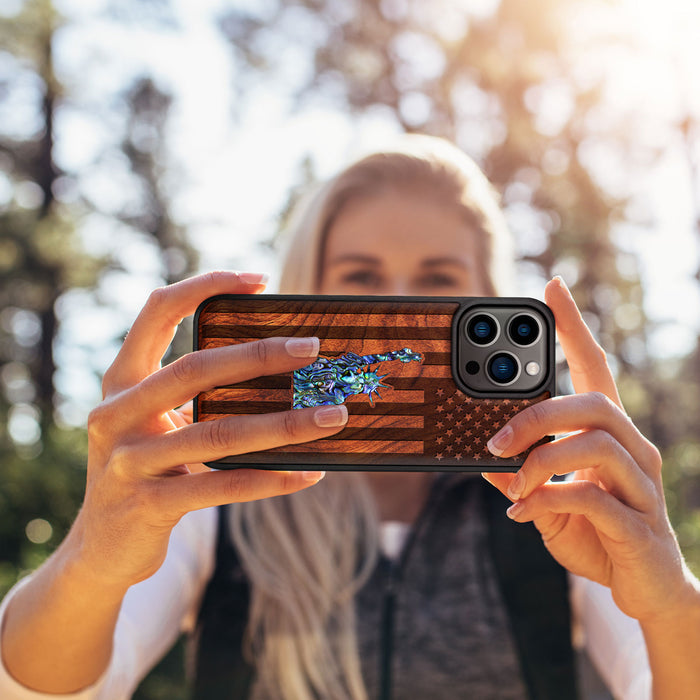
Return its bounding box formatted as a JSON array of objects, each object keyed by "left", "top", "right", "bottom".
[{"left": 0, "top": 507, "right": 651, "bottom": 699}]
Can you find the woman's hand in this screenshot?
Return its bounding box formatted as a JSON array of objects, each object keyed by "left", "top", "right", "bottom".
[
  {"left": 75, "top": 271, "right": 349, "bottom": 589},
  {"left": 2, "top": 270, "right": 351, "bottom": 695},
  {"left": 482, "top": 277, "right": 697, "bottom": 625}
]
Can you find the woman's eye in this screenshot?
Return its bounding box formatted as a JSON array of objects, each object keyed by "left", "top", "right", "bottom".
[
  {"left": 417, "top": 273, "right": 460, "bottom": 289},
  {"left": 341, "top": 270, "right": 383, "bottom": 288}
]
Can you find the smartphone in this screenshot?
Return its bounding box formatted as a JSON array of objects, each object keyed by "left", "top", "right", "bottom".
[{"left": 193, "top": 295, "right": 555, "bottom": 472}]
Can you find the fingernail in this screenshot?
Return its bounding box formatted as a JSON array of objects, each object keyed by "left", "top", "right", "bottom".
[
  {"left": 303, "top": 471, "right": 326, "bottom": 483},
  {"left": 487, "top": 425, "right": 513, "bottom": 457},
  {"left": 314, "top": 404, "right": 348, "bottom": 428},
  {"left": 238, "top": 272, "right": 269, "bottom": 285},
  {"left": 553, "top": 275, "right": 570, "bottom": 295},
  {"left": 506, "top": 502, "right": 524, "bottom": 520},
  {"left": 285, "top": 337, "right": 320, "bottom": 358},
  {"left": 507, "top": 471, "right": 525, "bottom": 500}
]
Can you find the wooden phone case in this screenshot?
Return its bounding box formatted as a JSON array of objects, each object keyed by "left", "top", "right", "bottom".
[{"left": 194, "top": 295, "right": 555, "bottom": 471}]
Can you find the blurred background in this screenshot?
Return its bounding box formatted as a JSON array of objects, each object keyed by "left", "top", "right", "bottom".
[{"left": 1, "top": 0, "right": 700, "bottom": 697}]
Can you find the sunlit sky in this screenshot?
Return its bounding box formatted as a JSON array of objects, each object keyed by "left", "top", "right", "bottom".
[{"left": 4, "top": 0, "right": 700, "bottom": 424}]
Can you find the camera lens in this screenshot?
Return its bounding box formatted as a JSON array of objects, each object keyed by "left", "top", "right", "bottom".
[
  {"left": 466, "top": 313, "right": 498, "bottom": 346},
  {"left": 508, "top": 314, "right": 540, "bottom": 347},
  {"left": 487, "top": 352, "right": 520, "bottom": 385}
]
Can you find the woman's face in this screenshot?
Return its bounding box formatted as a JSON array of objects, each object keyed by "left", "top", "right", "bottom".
[{"left": 318, "top": 189, "right": 487, "bottom": 296}]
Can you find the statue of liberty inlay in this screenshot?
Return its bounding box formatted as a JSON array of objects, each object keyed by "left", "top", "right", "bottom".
[{"left": 292, "top": 348, "right": 423, "bottom": 409}]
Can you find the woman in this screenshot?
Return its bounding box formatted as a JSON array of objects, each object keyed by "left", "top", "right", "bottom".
[{"left": 1, "top": 136, "right": 699, "bottom": 700}]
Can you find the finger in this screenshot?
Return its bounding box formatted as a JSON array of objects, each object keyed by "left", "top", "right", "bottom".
[
  {"left": 111, "top": 404, "right": 349, "bottom": 476},
  {"left": 103, "top": 271, "right": 268, "bottom": 395},
  {"left": 481, "top": 471, "right": 517, "bottom": 499},
  {"left": 486, "top": 392, "right": 661, "bottom": 480},
  {"left": 505, "top": 479, "right": 640, "bottom": 545},
  {"left": 168, "top": 406, "right": 209, "bottom": 473},
  {"left": 167, "top": 407, "right": 202, "bottom": 475},
  {"left": 179, "top": 401, "right": 194, "bottom": 419},
  {"left": 544, "top": 277, "right": 622, "bottom": 408},
  {"left": 504, "top": 430, "right": 656, "bottom": 512},
  {"left": 481, "top": 473, "right": 616, "bottom": 577},
  {"left": 157, "top": 468, "right": 326, "bottom": 519},
  {"left": 171, "top": 402, "right": 193, "bottom": 427},
  {"left": 481, "top": 471, "right": 510, "bottom": 489},
  {"left": 119, "top": 336, "right": 320, "bottom": 419}
]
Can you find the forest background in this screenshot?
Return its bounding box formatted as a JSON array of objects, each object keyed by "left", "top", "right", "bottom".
[{"left": 2, "top": 0, "right": 700, "bottom": 697}]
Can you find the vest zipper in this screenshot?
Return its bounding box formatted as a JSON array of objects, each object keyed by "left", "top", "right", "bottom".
[{"left": 377, "top": 476, "right": 450, "bottom": 700}]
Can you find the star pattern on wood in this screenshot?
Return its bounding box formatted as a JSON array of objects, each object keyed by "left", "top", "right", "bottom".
[{"left": 426, "top": 386, "right": 549, "bottom": 463}]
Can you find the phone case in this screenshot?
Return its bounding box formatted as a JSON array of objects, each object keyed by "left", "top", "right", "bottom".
[{"left": 194, "top": 295, "right": 555, "bottom": 472}]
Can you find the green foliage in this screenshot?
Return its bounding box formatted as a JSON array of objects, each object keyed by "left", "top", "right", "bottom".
[{"left": 0, "top": 421, "right": 87, "bottom": 599}]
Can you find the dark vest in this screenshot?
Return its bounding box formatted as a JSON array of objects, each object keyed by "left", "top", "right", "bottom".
[{"left": 190, "top": 477, "right": 578, "bottom": 700}]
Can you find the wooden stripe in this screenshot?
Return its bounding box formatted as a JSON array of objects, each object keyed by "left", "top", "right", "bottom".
[
  {"left": 386, "top": 363, "right": 451, "bottom": 377},
  {"left": 200, "top": 401, "right": 428, "bottom": 415},
  {"left": 316, "top": 340, "right": 449, "bottom": 354},
  {"left": 420, "top": 352, "right": 451, "bottom": 367},
  {"left": 201, "top": 325, "right": 451, "bottom": 340},
  {"left": 202, "top": 312, "right": 453, "bottom": 327},
  {"left": 198, "top": 338, "right": 451, "bottom": 355},
  {"left": 222, "top": 376, "right": 291, "bottom": 390},
  {"left": 204, "top": 388, "right": 292, "bottom": 402},
  {"left": 199, "top": 415, "right": 425, "bottom": 429},
  {"left": 347, "top": 415, "right": 423, "bottom": 428},
  {"left": 201, "top": 299, "right": 459, "bottom": 315},
  {"left": 262, "top": 440, "right": 422, "bottom": 454},
  {"left": 204, "top": 388, "right": 424, "bottom": 403},
  {"left": 200, "top": 401, "right": 290, "bottom": 414},
  {"left": 335, "top": 427, "right": 422, "bottom": 440}
]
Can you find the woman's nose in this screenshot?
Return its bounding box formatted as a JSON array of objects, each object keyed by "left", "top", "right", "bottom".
[{"left": 384, "top": 279, "right": 411, "bottom": 296}]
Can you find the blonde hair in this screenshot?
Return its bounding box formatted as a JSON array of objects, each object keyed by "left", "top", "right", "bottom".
[
  {"left": 230, "top": 474, "right": 378, "bottom": 700},
  {"left": 230, "top": 135, "right": 515, "bottom": 700}
]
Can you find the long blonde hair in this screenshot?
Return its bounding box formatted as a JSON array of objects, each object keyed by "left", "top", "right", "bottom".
[
  {"left": 230, "top": 135, "right": 513, "bottom": 700},
  {"left": 230, "top": 474, "right": 378, "bottom": 700}
]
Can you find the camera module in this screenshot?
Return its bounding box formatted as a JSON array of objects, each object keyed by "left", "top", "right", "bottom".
[
  {"left": 507, "top": 314, "right": 541, "bottom": 347},
  {"left": 487, "top": 352, "right": 520, "bottom": 385},
  {"left": 466, "top": 313, "right": 499, "bottom": 346},
  {"left": 455, "top": 302, "right": 551, "bottom": 397}
]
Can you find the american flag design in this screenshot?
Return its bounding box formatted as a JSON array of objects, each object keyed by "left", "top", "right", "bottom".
[{"left": 194, "top": 296, "right": 551, "bottom": 471}]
